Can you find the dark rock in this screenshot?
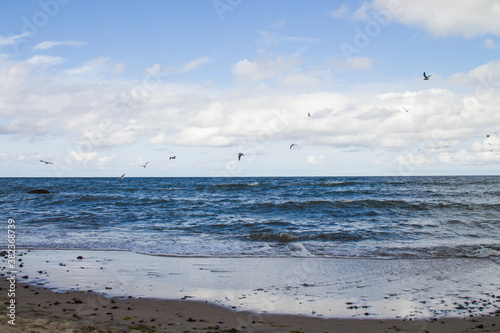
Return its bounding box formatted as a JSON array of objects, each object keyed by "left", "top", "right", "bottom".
[
  {"left": 77, "top": 256, "right": 83, "bottom": 260},
  {"left": 28, "top": 189, "right": 51, "bottom": 194}
]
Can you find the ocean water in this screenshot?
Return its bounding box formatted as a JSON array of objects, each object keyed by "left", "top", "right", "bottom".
[{"left": 2, "top": 176, "right": 500, "bottom": 260}]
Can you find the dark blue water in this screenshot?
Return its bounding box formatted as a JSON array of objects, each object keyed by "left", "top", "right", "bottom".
[{"left": 1, "top": 176, "right": 499, "bottom": 259}]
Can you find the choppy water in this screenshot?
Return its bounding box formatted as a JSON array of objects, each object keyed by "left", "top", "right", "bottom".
[{"left": 1, "top": 176, "right": 499, "bottom": 259}]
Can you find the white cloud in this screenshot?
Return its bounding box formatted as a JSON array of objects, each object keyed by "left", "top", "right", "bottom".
[
  {"left": 343, "top": 56, "right": 373, "bottom": 71},
  {"left": 306, "top": 155, "right": 326, "bottom": 165},
  {"left": 484, "top": 38, "right": 499, "bottom": 49},
  {"left": 2, "top": 52, "right": 500, "bottom": 174},
  {"left": 0, "top": 32, "right": 29, "bottom": 46},
  {"left": 179, "top": 56, "right": 211, "bottom": 73},
  {"left": 65, "top": 57, "right": 124, "bottom": 76},
  {"left": 33, "top": 40, "right": 87, "bottom": 50},
  {"left": 232, "top": 56, "right": 301, "bottom": 85},
  {"left": 330, "top": 3, "right": 350, "bottom": 19},
  {"left": 260, "top": 30, "right": 320, "bottom": 46},
  {"left": 447, "top": 60, "right": 500, "bottom": 87},
  {"left": 69, "top": 151, "right": 97, "bottom": 164},
  {"left": 26, "top": 55, "right": 65, "bottom": 66},
  {"left": 366, "top": 0, "right": 500, "bottom": 38},
  {"left": 98, "top": 154, "right": 116, "bottom": 165}
]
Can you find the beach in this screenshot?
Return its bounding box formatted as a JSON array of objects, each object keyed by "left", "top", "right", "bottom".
[{"left": 1, "top": 249, "right": 499, "bottom": 332}]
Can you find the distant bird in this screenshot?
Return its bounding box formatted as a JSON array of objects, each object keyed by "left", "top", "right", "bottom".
[
  {"left": 403, "top": 107, "right": 409, "bottom": 112},
  {"left": 238, "top": 153, "right": 244, "bottom": 161},
  {"left": 290, "top": 144, "right": 296, "bottom": 150},
  {"left": 140, "top": 162, "right": 149, "bottom": 168},
  {"left": 436, "top": 145, "right": 448, "bottom": 150},
  {"left": 423, "top": 72, "right": 431, "bottom": 80},
  {"left": 169, "top": 156, "right": 176, "bottom": 160},
  {"left": 39, "top": 160, "right": 54, "bottom": 164},
  {"left": 308, "top": 112, "right": 311, "bottom": 117},
  {"left": 117, "top": 173, "right": 125, "bottom": 180}
]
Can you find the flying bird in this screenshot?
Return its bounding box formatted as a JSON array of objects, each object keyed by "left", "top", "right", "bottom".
[
  {"left": 403, "top": 107, "right": 409, "bottom": 112},
  {"left": 290, "top": 144, "right": 296, "bottom": 150},
  {"left": 40, "top": 160, "right": 54, "bottom": 164},
  {"left": 169, "top": 156, "right": 176, "bottom": 160},
  {"left": 308, "top": 112, "right": 311, "bottom": 117},
  {"left": 117, "top": 173, "right": 125, "bottom": 180},
  {"left": 423, "top": 72, "right": 431, "bottom": 80},
  {"left": 436, "top": 145, "right": 448, "bottom": 150},
  {"left": 238, "top": 153, "right": 244, "bottom": 161},
  {"left": 140, "top": 162, "right": 149, "bottom": 168}
]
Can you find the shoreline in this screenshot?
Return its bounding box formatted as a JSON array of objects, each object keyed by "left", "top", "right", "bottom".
[
  {"left": 2, "top": 279, "right": 499, "bottom": 333},
  {"left": 1, "top": 249, "right": 499, "bottom": 332}
]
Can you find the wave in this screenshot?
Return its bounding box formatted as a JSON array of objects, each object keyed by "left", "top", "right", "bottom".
[{"left": 317, "top": 181, "right": 359, "bottom": 187}]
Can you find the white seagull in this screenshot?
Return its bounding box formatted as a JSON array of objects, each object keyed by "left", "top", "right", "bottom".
[
  {"left": 290, "top": 144, "right": 296, "bottom": 150},
  {"left": 423, "top": 72, "right": 431, "bottom": 80},
  {"left": 140, "top": 162, "right": 149, "bottom": 168},
  {"left": 39, "top": 160, "right": 54, "bottom": 165},
  {"left": 117, "top": 173, "right": 125, "bottom": 180}
]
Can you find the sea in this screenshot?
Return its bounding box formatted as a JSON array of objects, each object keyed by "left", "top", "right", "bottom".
[{"left": 2, "top": 176, "right": 500, "bottom": 261}]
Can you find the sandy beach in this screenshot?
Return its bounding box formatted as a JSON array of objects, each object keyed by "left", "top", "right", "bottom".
[
  {"left": 2, "top": 279, "right": 499, "bottom": 333},
  {"left": 1, "top": 249, "right": 499, "bottom": 332}
]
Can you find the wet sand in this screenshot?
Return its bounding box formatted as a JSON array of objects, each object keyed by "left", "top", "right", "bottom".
[
  {"left": 2, "top": 279, "right": 499, "bottom": 333},
  {"left": 1, "top": 249, "right": 499, "bottom": 332}
]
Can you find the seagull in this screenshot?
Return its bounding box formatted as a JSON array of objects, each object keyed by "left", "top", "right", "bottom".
[
  {"left": 40, "top": 160, "right": 54, "bottom": 164},
  {"left": 436, "top": 145, "right": 448, "bottom": 150},
  {"left": 308, "top": 112, "right": 311, "bottom": 117},
  {"left": 238, "top": 153, "right": 244, "bottom": 161},
  {"left": 423, "top": 72, "right": 431, "bottom": 80},
  {"left": 140, "top": 162, "right": 149, "bottom": 168},
  {"left": 118, "top": 173, "right": 125, "bottom": 180},
  {"left": 169, "top": 156, "right": 176, "bottom": 160},
  {"left": 290, "top": 144, "right": 296, "bottom": 150},
  {"left": 403, "top": 107, "right": 409, "bottom": 112}
]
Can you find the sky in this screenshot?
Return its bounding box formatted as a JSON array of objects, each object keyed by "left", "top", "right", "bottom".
[{"left": 1, "top": 0, "right": 500, "bottom": 177}]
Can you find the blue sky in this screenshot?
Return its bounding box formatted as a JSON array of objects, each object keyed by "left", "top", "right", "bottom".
[{"left": 1, "top": 0, "right": 500, "bottom": 177}]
